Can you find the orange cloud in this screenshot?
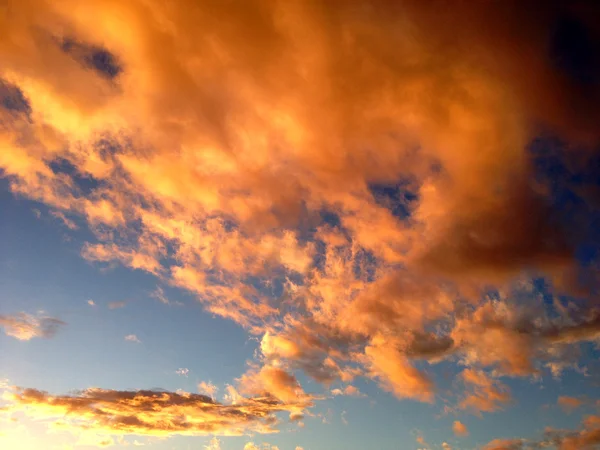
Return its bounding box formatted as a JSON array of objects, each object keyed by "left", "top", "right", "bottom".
[
  {"left": 482, "top": 439, "right": 526, "bottom": 450},
  {"left": 364, "top": 335, "right": 434, "bottom": 403},
  {"left": 558, "top": 396, "right": 585, "bottom": 413},
  {"left": 458, "top": 369, "right": 511, "bottom": 415},
  {"left": 482, "top": 413, "right": 600, "bottom": 450},
  {"left": 0, "top": 312, "right": 65, "bottom": 340},
  {"left": 1, "top": 385, "right": 309, "bottom": 438},
  {"left": 452, "top": 420, "right": 469, "bottom": 437}
]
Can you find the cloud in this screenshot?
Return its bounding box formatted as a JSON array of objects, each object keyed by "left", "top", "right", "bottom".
[
  {"left": 124, "top": 334, "right": 141, "bottom": 343},
  {"left": 558, "top": 396, "right": 585, "bottom": 413},
  {"left": 107, "top": 301, "right": 126, "bottom": 309},
  {"left": 481, "top": 413, "right": 600, "bottom": 449},
  {"left": 204, "top": 437, "right": 221, "bottom": 450},
  {"left": 239, "top": 365, "right": 310, "bottom": 405},
  {"left": 1, "top": 0, "right": 600, "bottom": 429},
  {"left": 50, "top": 210, "right": 78, "bottom": 230},
  {"left": 452, "top": 420, "right": 469, "bottom": 437},
  {"left": 0, "top": 312, "right": 65, "bottom": 340},
  {"left": 198, "top": 381, "right": 218, "bottom": 399},
  {"left": 1, "top": 385, "right": 311, "bottom": 438},
  {"left": 482, "top": 439, "right": 526, "bottom": 450},
  {"left": 458, "top": 369, "right": 511, "bottom": 415},
  {"left": 330, "top": 385, "right": 364, "bottom": 397},
  {"left": 364, "top": 335, "right": 434, "bottom": 403},
  {"left": 175, "top": 368, "right": 189, "bottom": 377},
  {"left": 87, "top": 299, "right": 96, "bottom": 306}
]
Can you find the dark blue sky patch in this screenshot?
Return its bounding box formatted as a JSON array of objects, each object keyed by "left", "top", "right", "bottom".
[
  {"left": 312, "top": 239, "right": 327, "bottom": 273},
  {"left": 368, "top": 179, "right": 418, "bottom": 220},
  {"left": 0, "top": 79, "right": 31, "bottom": 117},
  {"left": 531, "top": 277, "right": 561, "bottom": 319},
  {"left": 61, "top": 39, "right": 122, "bottom": 79},
  {"left": 49, "top": 157, "right": 100, "bottom": 196},
  {"left": 550, "top": 14, "right": 599, "bottom": 85},
  {"left": 319, "top": 209, "right": 341, "bottom": 228},
  {"left": 530, "top": 137, "right": 600, "bottom": 294},
  {"left": 95, "top": 137, "right": 123, "bottom": 161},
  {"left": 353, "top": 248, "right": 377, "bottom": 283}
]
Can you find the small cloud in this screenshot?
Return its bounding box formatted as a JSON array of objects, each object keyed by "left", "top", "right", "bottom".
[
  {"left": 453, "top": 420, "right": 469, "bottom": 437},
  {"left": 331, "top": 385, "right": 364, "bottom": 397},
  {"left": 108, "top": 301, "right": 126, "bottom": 310},
  {"left": 416, "top": 435, "right": 429, "bottom": 449},
  {"left": 558, "top": 396, "right": 585, "bottom": 413},
  {"left": 151, "top": 286, "right": 183, "bottom": 306},
  {"left": 50, "top": 210, "right": 78, "bottom": 230},
  {"left": 198, "top": 381, "right": 218, "bottom": 398},
  {"left": 125, "top": 334, "right": 141, "bottom": 343},
  {"left": 341, "top": 410, "right": 348, "bottom": 425},
  {"left": 0, "top": 312, "right": 65, "bottom": 340},
  {"left": 442, "top": 443, "right": 452, "bottom": 450},
  {"left": 176, "top": 368, "right": 189, "bottom": 377},
  {"left": 87, "top": 300, "right": 96, "bottom": 307},
  {"left": 204, "top": 437, "right": 221, "bottom": 450}
]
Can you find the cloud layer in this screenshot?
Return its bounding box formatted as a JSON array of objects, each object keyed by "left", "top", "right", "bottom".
[
  {"left": 1, "top": 0, "right": 600, "bottom": 445},
  {"left": 2, "top": 385, "right": 310, "bottom": 437}
]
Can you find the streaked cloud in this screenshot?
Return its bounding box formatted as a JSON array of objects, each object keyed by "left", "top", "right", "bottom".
[
  {"left": 107, "top": 301, "right": 126, "bottom": 310},
  {"left": 1, "top": 385, "right": 311, "bottom": 438},
  {"left": 0, "top": 312, "right": 65, "bottom": 340}
]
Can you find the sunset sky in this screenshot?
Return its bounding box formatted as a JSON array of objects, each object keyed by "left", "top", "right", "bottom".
[{"left": 1, "top": 1, "right": 600, "bottom": 449}]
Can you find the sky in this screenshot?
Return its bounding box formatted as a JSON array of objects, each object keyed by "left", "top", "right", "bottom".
[{"left": 1, "top": 1, "right": 600, "bottom": 449}]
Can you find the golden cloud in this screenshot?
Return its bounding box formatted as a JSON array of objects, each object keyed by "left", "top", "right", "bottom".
[
  {"left": 1, "top": 385, "right": 310, "bottom": 438},
  {"left": 0, "top": 312, "right": 65, "bottom": 340}
]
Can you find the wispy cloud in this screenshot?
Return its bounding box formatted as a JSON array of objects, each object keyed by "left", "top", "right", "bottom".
[
  {"left": 107, "top": 301, "right": 126, "bottom": 310},
  {"left": 175, "top": 368, "right": 189, "bottom": 377}
]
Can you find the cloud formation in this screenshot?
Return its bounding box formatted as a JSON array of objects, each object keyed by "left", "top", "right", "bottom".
[
  {"left": 1, "top": 0, "right": 600, "bottom": 436},
  {"left": 0, "top": 312, "right": 65, "bottom": 340},
  {"left": 1, "top": 385, "right": 310, "bottom": 438},
  {"left": 482, "top": 413, "right": 600, "bottom": 449}
]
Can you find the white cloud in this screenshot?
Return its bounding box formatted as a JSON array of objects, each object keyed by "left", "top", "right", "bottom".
[{"left": 125, "top": 334, "right": 141, "bottom": 343}]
